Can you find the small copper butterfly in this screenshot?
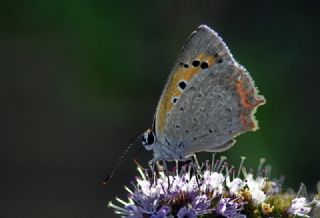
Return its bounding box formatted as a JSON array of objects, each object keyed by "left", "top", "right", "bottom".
[{"left": 141, "top": 25, "right": 265, "bottom": 165}]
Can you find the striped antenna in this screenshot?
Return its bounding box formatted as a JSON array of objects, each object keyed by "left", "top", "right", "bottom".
[{"left": 102, "top": 135, "right": 142, "bottom": 185}]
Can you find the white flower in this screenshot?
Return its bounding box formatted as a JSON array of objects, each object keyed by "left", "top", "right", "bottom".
[
  {"left": 226, "top": 176, "right": 245, "bottom": 195},
  {"left": 288, "top": 197, "right": 311, "bottom": 217},
  {"left": 200, "top": 171, "right": 225, "bottom": 195},
  {"left": 245, "top": 174, "right": 266, "bottom": 205}
]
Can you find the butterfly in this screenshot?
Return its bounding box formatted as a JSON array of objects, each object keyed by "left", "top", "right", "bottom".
[{"left": 141, "top": 25, "right": 265, "bottom": 166}]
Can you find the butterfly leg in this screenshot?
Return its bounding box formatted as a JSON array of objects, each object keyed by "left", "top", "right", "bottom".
[
  {"left": 157, "top": 161, "right": 167, "bottom": 172},
  {"left": 148, "top": 159, "right": 156, "bottom": 180},
  {"left": 175, "top": 160, "right": 179, "bottom": 176},
  {"left": 162, "top": 160, "right": 168, "bottom": 172},
  {"left": 191, "top": 154, "right": 201, "bottom": 171},
  {"left": 148, "top": 156, "right": 162, "bottom": 180}
]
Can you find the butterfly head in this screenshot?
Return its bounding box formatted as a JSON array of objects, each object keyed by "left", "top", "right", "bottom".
[{"left": 142, "top": 129, "right": 156, "bottom": 150}]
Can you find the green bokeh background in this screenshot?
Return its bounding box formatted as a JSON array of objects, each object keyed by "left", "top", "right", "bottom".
[{"left": 1, "top": 1, "right": 319, "bottom": 217}]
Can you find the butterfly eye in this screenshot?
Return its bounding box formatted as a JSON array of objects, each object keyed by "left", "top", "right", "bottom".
[{"left": 142, "top": 130, "right": 156, "bottom": 150}]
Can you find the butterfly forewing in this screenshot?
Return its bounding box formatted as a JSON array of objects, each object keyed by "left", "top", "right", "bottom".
[{"left": 154, "top": 25, "right": 235, "bottom": 144}]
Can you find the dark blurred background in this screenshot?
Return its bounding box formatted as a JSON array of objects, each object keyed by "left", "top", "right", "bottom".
[{"left": 1, "top": 0, "right": 319, "bottom": 217}]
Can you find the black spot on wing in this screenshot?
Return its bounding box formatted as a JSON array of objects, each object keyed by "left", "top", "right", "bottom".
[
  {"left": 172, "top": 97, "right": 178, "bottom": 104},
  {"left": 200, "top": 62, "right": 208, "bottom": 69},
  {"left": 178, "top": 81, "right": 187, "bottom": 90},
  {"left": 192, "top": 60, "right": 200, "bottom": 67}
]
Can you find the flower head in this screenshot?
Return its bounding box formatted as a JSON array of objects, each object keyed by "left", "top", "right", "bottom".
[{"left": 109, "top": 156, "right": 318, "bottom": 218}]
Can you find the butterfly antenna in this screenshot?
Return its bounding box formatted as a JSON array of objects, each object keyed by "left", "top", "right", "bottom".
[{"left": 102, "top": 136, "right": 141, "bottom": 185}]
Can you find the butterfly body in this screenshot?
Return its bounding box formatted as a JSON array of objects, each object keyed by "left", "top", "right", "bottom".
[{"left": 142, "top": 25, "right": 265, "bottom": 163}]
